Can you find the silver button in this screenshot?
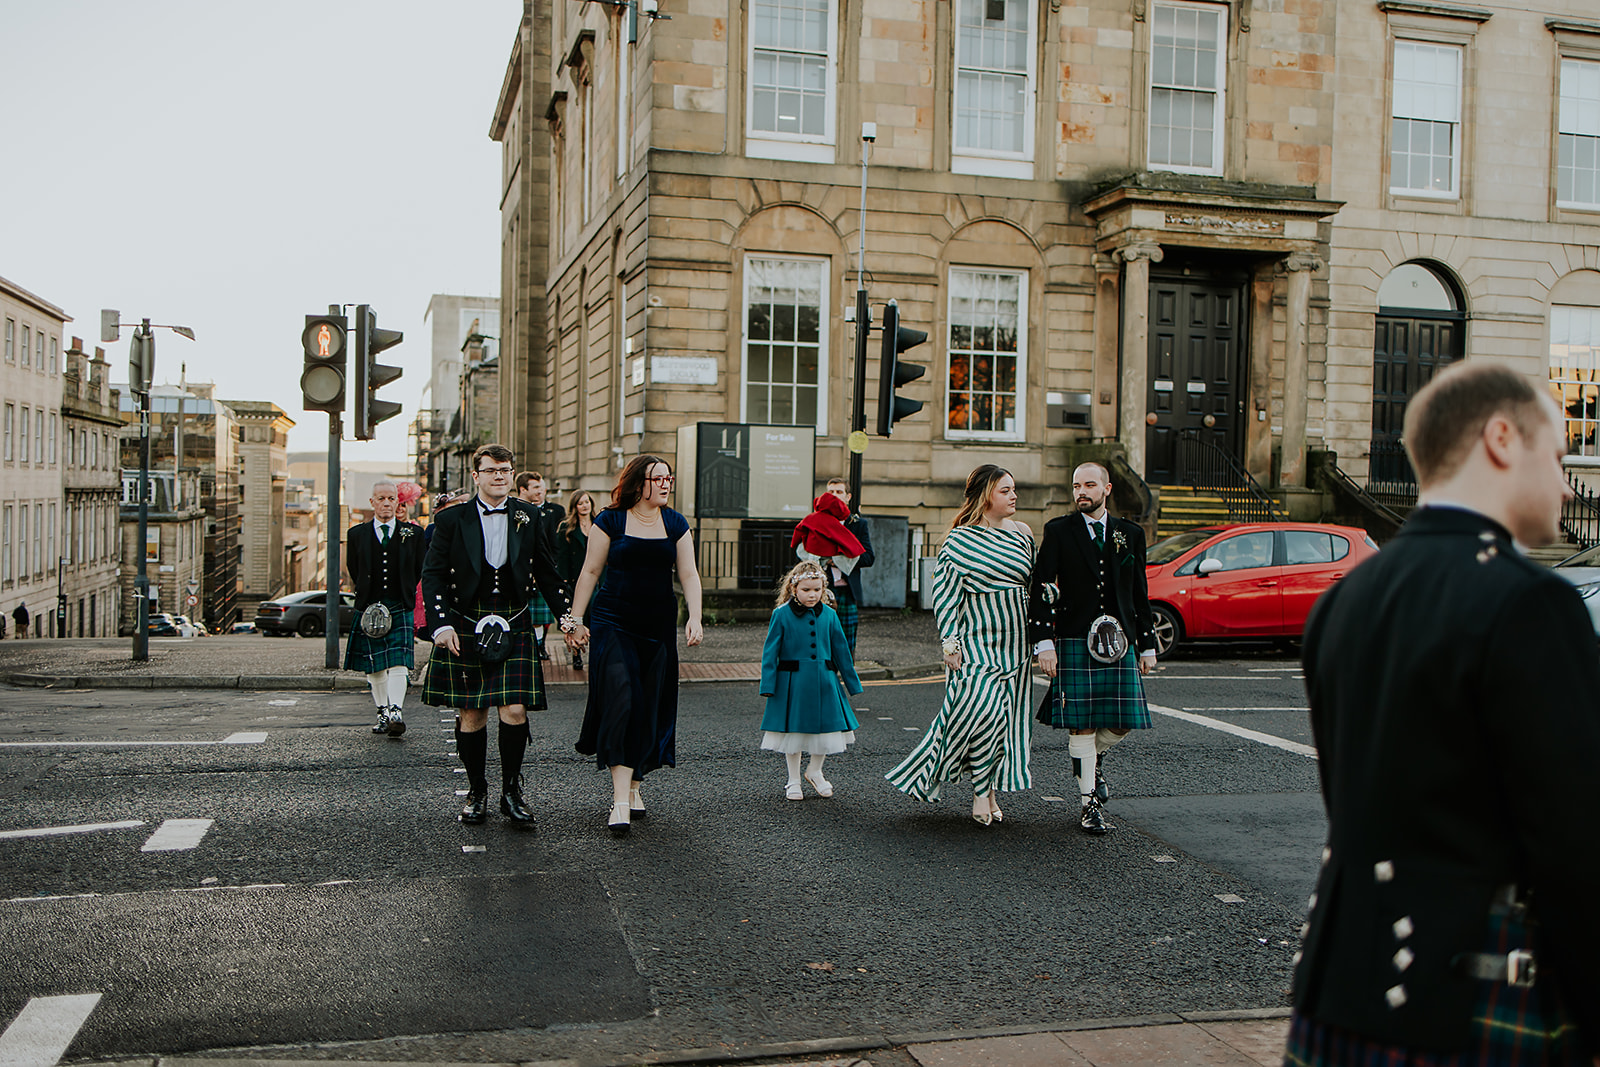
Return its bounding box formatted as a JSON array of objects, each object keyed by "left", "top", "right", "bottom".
[
  {"left": 1385, "top": 984, "right": 1407, "bottom": 1009},
  {"left": 1393, "top": 916, "right": 1414, "bottom": 940},
  {"left": 1374, "top": 860, "right": 1395, "bottom": 883},
  {"left": 1393, "top": 947, "right": 1414, "bottom": 972}
]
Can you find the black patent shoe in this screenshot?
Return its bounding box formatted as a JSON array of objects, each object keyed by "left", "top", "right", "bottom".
[
  {"left": 500, "top": 779, "right": 535, "bottom": 824},
  {"left": 1079, "top": 797, "right": 1110, "bottom": 836},
  {"left": 385, "top": 708, "right": 407, "bottom": 738},
  {"left": 371, "top": 709, "right": 389, "bottom": 734},
  {"left": 459, "top": 789, "right": 488, "bottom": 824},
  {"left": 1094, "top": 757, "right": 1109, "bottom": 804},
  {"left": 571, "top": 650, "right": 584, "bottom": 671}
]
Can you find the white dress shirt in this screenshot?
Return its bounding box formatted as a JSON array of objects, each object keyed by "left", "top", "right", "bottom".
[
  {"left": 478, "top": 498, "right": 509, "bottom": 569},
  {"left": 372, "top": 518, "right": 395, "bottom": 543}
]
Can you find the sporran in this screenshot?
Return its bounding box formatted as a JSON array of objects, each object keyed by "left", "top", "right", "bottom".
[
  {"left": 359, "top": 603, "right": 393, "bottom": 638},
  {"left": 475, "top": 614, "right": 513, "bottom": 664},
  {"left": 1086, "top": 613, "right": 1129, "bottom": 664}
]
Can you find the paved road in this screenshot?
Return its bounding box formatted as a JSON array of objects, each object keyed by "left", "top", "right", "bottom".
[{"left": 0, "top": 655, "right": 1322, "bottom": 1062}]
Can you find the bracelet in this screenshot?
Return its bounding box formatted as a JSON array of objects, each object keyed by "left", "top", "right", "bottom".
[
  {"left": 558, "top": 614, "right": 580, "bottom": 634},
  {"left": 940, "top": 637, "right": 962, "bottom": 657}
]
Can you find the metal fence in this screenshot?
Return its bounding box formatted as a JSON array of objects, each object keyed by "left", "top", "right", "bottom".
[
  {"left": 693, "top": 522, "right": 797, "bottom": 590},
  {"left": 1366, "top": 439, "right": 1420, "bottom": 508},
  {"left": 1563, "top": 472, "right": 1600, "bottom": 550},
  {"left": 1174, "top": 430, "right": 1284, "bottom": 522}
]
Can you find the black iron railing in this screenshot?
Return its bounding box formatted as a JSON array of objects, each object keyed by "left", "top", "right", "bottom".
[
  {"left": 1562, "top": 472, "right": 1600, "bottom": 550},
  {"left": 1366, "top": 439, "right": 1420, "bottom": 508},
  {"left": 1174, "top": 430, "right": 1284, "bottom": 522},
  {"left": 694, "top": 523, "right": 798, "bottom": 590}
]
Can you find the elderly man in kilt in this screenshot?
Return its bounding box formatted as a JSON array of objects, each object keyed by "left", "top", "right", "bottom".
[
  {"left": 346, "top": 480, "right": 426, "bottom": 737},
  {"left": 1285, "top": 365, "right": 1600, "bottom": 1065},
  {"left": 422, "top": 445, "right": 574, "bottom": 826},
  {"left": 1028, "top": 461, "right": 1156, "bottom": 836}
]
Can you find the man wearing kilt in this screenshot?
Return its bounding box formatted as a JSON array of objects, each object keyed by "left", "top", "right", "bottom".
[
  {"left": 1285, "top": 364, "right": 1600, "bottom": 1065},
  {"left": 1028, "top": 461, "right": 1156, "bottom": 835},
  {"left": 822, "top": 478, "right": 874, "bottom": 653},
  {"left": 422, "top": 445, "right": 574, "bottom": 826},
  {"left": 345, "top": 480, "right": 426, "bottom": 737},
  {"left": 516, "top": 472, "right": 565, "bottom": 661}
]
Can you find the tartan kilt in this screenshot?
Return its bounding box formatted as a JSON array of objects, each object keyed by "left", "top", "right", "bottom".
[
  {"left": 1284, "top": 906, "right": 1586, "bottom": 1067},
  {"left": 528, "top": 592, "right": 556, "bottom": 625},
  {"left": 1037, "top": 641, "right": 1152, "bottom": 730},
  {"left": 835, "top": 592, "right": 859, "bottom": 651},
  {"left": 420, "top": 592, "right": 546, "bottom": 710},
  {"left": 343, "top": 604, "right": 415, "bottom": 673}
]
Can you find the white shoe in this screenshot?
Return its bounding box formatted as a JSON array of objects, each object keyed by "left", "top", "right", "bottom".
[
  {"left": 803, "top": 769, "right": 833, "bottom": 797},
  {"left": 786, "top": 781, "right": 804, "bottom": 801}
]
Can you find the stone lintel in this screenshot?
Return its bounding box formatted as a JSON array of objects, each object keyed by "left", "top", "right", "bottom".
[{"left": 1377, "top": 1, "right": 1493, "bottom": 23}]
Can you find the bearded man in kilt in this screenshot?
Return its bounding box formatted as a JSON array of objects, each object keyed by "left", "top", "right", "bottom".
[
  {"left": 422, "top": 445, "right": 574, "bottom": 826},
  {"left": 346, "top": 480, "right": 426, "bottom": 737},
  {"left": 1284, "top": 364, "right": 1600, "bottom": 1065},
  {"left": 1027, "top": 461, "right": 1156, "bottom": 836}
]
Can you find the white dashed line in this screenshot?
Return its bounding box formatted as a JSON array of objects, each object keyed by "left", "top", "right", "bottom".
[
  {"left": 0, "top": 993, "right": 101, "bottom": 1067},
  {"left": 0, "top": 821, "right": 144, "bottom": 841},
  {"left": 1187, "top": 707, "right": 1309, "bottom": 712},
  {"left": 266, "top": 699, "right": 299, "bottom": 706},
  {"left": 0, "top": 733, "right": 267, "bottom": 749},
  {"left": 140, "top": 819, "right": 214, "bottom": 852},
  {"left": 462, "top": 845, "right": 487, "bottom": 853},
  {"left": 222, "top": 732, "right": 267, "bottom": 744},
  {"left": 1150, "top": 703, "right": 1317, "bottom": 758}
]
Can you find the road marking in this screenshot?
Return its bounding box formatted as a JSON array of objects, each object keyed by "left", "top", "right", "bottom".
[
  {"left": 1146, "top": 675, "right": 1282, "bottom": 681},
  {"left": 1150, "top": 703, "right": 1318, "bottom": 758},
  {"left": 266, "top": 699, "right": 299, "bottom": 706},
  {"left": 1248, "top": 667, "right": 1303, "bottom": 672},
  {"left": 462, "top": 845, "right": 487, "bottom": 853},
  {"left": 140, "top": 819, "right": 214, "bottom": 852},
  {"left": 0, "top": 733, "right": 266, "bottom": 749},
  {"left": 1215, "top": 893, "right": 1246, "bottom": 903},
  {"left": 0, "top": 821, "right": 144, "bottom": 841},
  {"left": 0, "top": 993, "right": 101, "bottom": 1067},
  {"left": 1153, "top": 855, "right": 1176, "bottom": 863},
  {"left": 1190, "top": 703, "right": 1312, "bottom": 713}
]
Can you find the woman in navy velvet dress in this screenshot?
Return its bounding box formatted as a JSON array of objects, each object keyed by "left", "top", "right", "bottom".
[{"left": 565, "top": 456, "right": 704, "bottom": 834}]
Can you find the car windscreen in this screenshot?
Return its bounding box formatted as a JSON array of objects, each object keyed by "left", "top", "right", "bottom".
[{"left": 1147, "top": 530, "right": 1215, "bottom": 566}]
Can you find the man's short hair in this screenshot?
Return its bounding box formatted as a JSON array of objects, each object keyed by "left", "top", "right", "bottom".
[
  {"left": 515, "top": 472, "right": 539, "bottom": 490},
  {"left": 1403, "top": 362, "right": 1550, "bottom": 486},
  {"left": 472, "top": 443, "right": 515, "bottom": 471},
  {"left": 370, "top": 479, "right": 397, "bottom": 495},
  {"left": 1073, "top": 460, "right": 1111, "bottom": 482},
  {"left": 826, "top": 477, "right": 848, "bottom": 488}
]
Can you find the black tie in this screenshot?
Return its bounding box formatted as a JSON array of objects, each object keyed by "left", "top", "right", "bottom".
[{"left": 480, "top": 507, "right": 506, "bottom": 516}]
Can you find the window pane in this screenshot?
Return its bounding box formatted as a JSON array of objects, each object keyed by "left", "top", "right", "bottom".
[
  {"left": 749, "top": 0, "right": 831, "bottom": 140},
  {"left": 1550, "top": 304, "right": 1600, "bottom": 457},
  {"left": 745, "top": 258, "right": 825, "bottom": 430},
  {"left": 947, "top": 270, "right": 1024, "bottom": 437}
]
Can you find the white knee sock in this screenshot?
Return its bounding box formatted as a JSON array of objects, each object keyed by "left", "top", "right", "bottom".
[
  {"left": 1096, "top": 728, "right": 1125, "bottom": 754},
  {"left": 1069, "top": 733, "right": 1098, "bottom": 801},
  {"left": 386, "top": 666, "right": 408, "bottom": 709},
  {"left": 785, "top": 752, "right": 803, "bottom": 784},
  {"left": 807, "top": 753, "right": 827, "bottom": 778},
  {"left": 366, "top": 672, "right": 386, "bottom": 708}
]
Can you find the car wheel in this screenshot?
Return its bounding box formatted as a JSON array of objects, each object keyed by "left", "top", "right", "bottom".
[
  {"left": 1151, "top": 603, "right": 1182, "bottom": 659},
  {"left": 296, "top": 614, "right": 323, "bottom": 638}
]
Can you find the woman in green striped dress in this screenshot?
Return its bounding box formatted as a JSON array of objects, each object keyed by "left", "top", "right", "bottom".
[{"left": 886, "top": 465, "right": 1036, "bottom": 824}]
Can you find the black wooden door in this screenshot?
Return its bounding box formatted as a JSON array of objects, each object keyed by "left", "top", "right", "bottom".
[
  {"left": 1371, "top": 315, "right": 1462, "bottom": 483},
  {"left": 1146, "top": 277, "right": 1245, "bottom": 484}
]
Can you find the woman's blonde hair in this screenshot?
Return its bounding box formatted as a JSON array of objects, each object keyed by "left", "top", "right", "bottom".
[
  {"left": 775, "top": 560, "right": 836, "bottom": 607},
  {"left": 950, "top": 464, "right": 1013, "bottom": 529}
]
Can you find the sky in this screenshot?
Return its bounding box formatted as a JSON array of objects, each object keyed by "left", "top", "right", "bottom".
[{"left": 1, "top": 1, "right": 523, "bottom": 466}]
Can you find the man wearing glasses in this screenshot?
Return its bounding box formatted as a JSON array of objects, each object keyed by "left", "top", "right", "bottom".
[{"left": 419, "top": 444, "right": 575, "bottom": 826}]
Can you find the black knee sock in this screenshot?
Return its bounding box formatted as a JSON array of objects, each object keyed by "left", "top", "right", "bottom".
[
  {"left": 456, "top": 720, "right": 488, "bottom": 792},
  {"left": 498, "top": 720, "right": 530, "bottom": 787}
]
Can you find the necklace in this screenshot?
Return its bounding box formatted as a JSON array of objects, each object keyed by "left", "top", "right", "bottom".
[{"left": 629, "top": 507, "right": 662, "bottom": 525}]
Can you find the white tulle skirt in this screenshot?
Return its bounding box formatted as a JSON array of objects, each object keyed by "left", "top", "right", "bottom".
[{"left": 760, "top": 730, "right": 856, "bottom": 755}]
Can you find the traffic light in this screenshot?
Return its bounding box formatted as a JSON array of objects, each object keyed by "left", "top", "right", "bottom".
[
  {"left": 353, "top": 304, "right": 404, "bottom": 441},
  {"left": 300, "top": 313, "right": 348, "bottom": 414},
  {"left": 875, "top": 299, "right": 927, "bottom": 435},
  {"left": 128, "top": 326, "right": 155, "bottom": 395}
]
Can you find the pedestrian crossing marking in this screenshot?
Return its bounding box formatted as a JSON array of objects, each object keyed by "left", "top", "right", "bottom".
[
  {"left": 0, "top": 821, "right": 144, "bottom": 841},
  {"left": 0, "top": 993, "right": 101, "bottom": 1067},
  {"left": 140, "top": 819, "right": 213, "bottom": 852}
]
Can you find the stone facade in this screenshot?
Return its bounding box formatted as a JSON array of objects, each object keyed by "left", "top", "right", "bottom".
[
  {"left": 60, "top": 337, "right": 122, "bottom": 637},
  {"left": 497, "top": 0, "right": 1600, "bottom": 557},
  {"left": 0, "top": 274, "right": 69, "bottom": 636},
  {"left": 117, "top": 469, "right": 204, "bottom": 634},
  {"left": 225, "top": 400, "right": 294, "bottom": 618}
]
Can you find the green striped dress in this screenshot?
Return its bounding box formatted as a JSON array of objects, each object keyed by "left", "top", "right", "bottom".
[{"left": 886, "top": 523, "right": 1035, "bottom": 801}]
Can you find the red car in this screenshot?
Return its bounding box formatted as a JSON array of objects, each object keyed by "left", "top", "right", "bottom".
[{"left": 1144, "top": 523, "right": 1380, "bottom": 657}]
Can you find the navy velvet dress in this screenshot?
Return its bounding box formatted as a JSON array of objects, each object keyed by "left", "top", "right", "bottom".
[{"left": 575, "top": 506, "right": 688, "bottom": 775}]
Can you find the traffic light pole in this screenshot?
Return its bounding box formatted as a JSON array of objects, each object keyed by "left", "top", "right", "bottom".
[
  {"left": 847, "top": 125, "right": 875, "bottom": 511},
  {"left": 133, "top": 363, "right": 152, "bottom": 662},
  {"left": 325, "top": 412, "right": 342, "bottom": 669}
]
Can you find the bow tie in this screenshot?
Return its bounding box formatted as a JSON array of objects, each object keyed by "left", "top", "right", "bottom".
[{"left": 480, "top": 506, "right": 507, "bottom": 516}]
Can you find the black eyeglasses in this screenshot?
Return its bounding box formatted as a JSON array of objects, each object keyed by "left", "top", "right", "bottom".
[{"left": 477, "top": 466, "right": 514, "bottom": 476}]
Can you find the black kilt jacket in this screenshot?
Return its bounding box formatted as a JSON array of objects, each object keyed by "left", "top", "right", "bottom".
[
  {"left": 1294, "top": 506, "right": 1600, "bottom": 1054},
  {"left": 346, "top": 521, "right": 425, "bottom": 610},
  {"left": 420, "top": 498, "right": 573, "bottom": 636},
  {"left": 1027, "top": 513, "right": 1156, "bottom": 655}
]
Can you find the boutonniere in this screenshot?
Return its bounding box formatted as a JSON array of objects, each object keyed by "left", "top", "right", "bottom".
[
  {"left": 513, "top": 511, "right": 531, "bottom": 529},
  {"left": 399, "top": 525, "right": 416, "bottom": 541},
  {"left": 1112, "top": 529, "right": 1128, "bottom": 553}
]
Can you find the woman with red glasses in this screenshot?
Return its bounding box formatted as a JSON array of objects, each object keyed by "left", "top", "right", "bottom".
[{"left": 565, "top": 455, "right": 704, "bottom": 833}]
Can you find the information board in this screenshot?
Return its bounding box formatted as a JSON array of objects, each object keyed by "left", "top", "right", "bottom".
[{"left": 692, "top": 422, "right": 816, "bottom": 520}]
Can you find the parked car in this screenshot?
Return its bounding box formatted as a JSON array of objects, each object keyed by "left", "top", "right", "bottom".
[
  {"left": 229, "top": 621, "right": 258, "bottom": 635},
  {"left": 171, "top": 614, "right": 208, "bottom": 637},
  {"left": 254, "top": 590, "right": 357, "bottom": 637},
  {"left": 1144, "top": 523, "right": 1380, "bottom": 657},
  {"left": 147, "top": 612, "right": 180, "bottom": 637},
  {"left": 1554, "top": 543, "right": 1600, "bottom": 637}
]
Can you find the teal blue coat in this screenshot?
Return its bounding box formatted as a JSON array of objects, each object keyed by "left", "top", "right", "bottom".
[{"left": 759, "top": 602, "right": 862, "bottom": 734}]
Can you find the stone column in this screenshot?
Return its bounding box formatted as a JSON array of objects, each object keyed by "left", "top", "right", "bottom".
[
  {"left": 1092, "top": 253, "right": 1121, "bottom": 441},
  {"left": 1280, "top": 253, "right": 1323, "bottom": 487},
  {"left": 1117, "top": 242, "right": 1163, "bottom": 478}
]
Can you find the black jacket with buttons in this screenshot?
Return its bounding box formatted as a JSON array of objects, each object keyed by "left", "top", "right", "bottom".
[
  {"left": 1294, "top": 507, "right": 1600, "bottom": 1053},
  {"left": 420, "top": 497, "right": 572, "bottom": 636},
  {"left": 1027, "top": 513, "right": 1155, "bottom": 654},
  {"left": 347, "top": 520, "right": 425, "bottom": 610}
]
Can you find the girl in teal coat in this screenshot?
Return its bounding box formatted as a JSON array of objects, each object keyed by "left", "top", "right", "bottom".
[{"left": 759, "top": 560, "right": 863, "bottom": 800}]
